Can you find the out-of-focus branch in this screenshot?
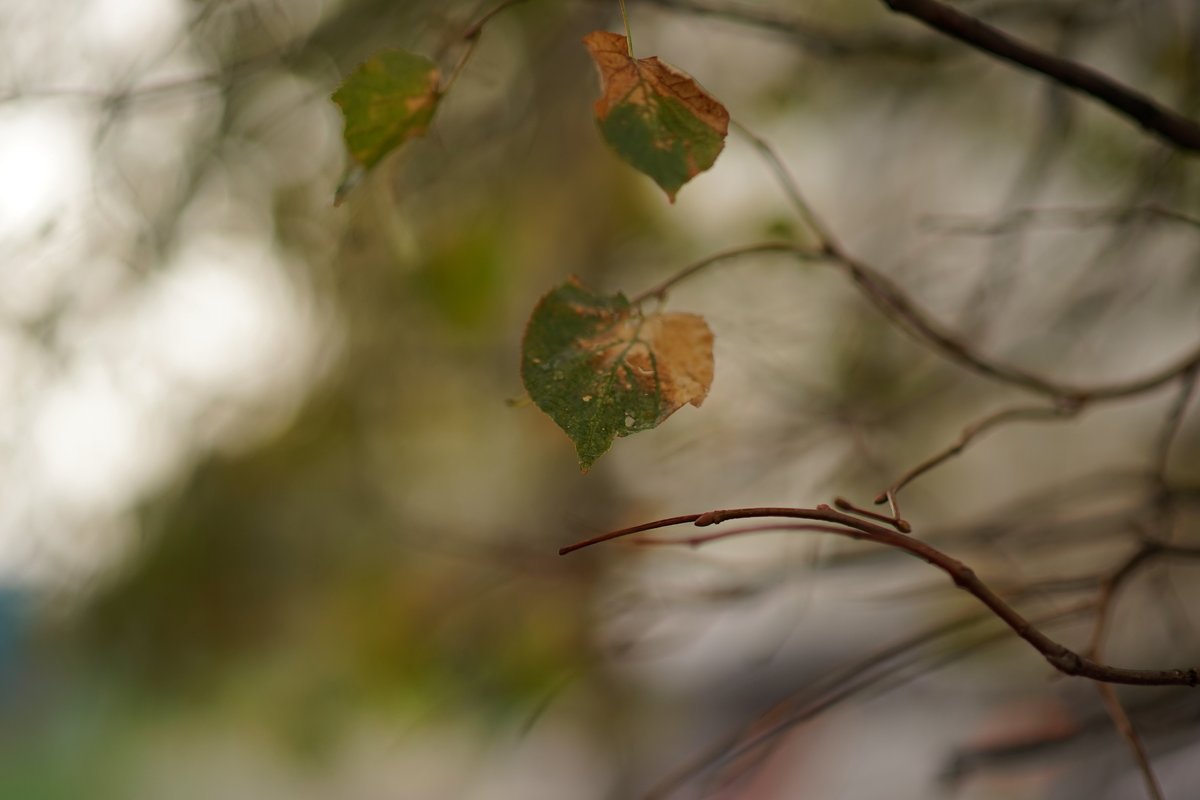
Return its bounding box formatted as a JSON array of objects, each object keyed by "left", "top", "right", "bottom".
[
  {"left": 1093, "top": 683, "right": 1164, "bottom": 800},
  {"left": 880, "top": 0, "right": 1200, "bottom": 151},
  {"left": 873, "top": 401, "right": 1081, "bottom": 523},
  {"left": 648, "top": 599, "right": 1095, "bottom": 799},
  {"left": 559, "top": 506, "right": 1200, "bottom": 687},
  {"left": 1154, "top": 367, "right": 1199, "bottom": 482},
  {"left": 629, "top": 241, "right": 820, "bottom": 304},
  {"left": 922, "top": 204, "right": 1200, "bottom": 237},
  {"left": 616, "top": 0, "right": 946, "bottom": 60},
  {"left": 442, "top": 0, "right": 532, "bottom": 93},
  {"left": 636, "top": 125, "right": 1200, "bottom": 524},
  {"left": 713, "top": 132, "right": 1200, "bottom": 407},
  {"left": 1083, "top": 540, "right": 1182, "bottom": 800}
]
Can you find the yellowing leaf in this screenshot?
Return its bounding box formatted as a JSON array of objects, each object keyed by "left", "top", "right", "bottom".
[
  {"left": 521, "top": 278, "right": 714, "bottom": 470},
  {"left": 332, "top": 50, "right": 441, "bottom": 172},
  {"left": 584, "top": 30, "right": 729, "bottom": 201}
]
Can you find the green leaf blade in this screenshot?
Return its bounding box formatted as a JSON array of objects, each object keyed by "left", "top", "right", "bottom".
[
  {"left": 332, "top": 50, "right": 441, "bottom": 171},
  {"left": 522, "top": 278, "right": 714, "bottom": 470}
]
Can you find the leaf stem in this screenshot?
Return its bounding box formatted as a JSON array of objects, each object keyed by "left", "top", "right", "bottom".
[{"left": 619, "top": 0, "right": 635, "bottom": 55}]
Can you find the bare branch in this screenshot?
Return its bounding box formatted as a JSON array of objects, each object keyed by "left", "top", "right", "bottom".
[
  {"left": 629, "top": 242, "right": 817, "bottom": 305},
  {"left": 833, "top": 496, "right": 911, "bottom": 533},
  {"left": 733, "top": 121, "right": 843, "bottom": 254},
  {"left": 1085, "top": 539, "right": 1171, "bottom": 800},
  {"left": 1094, "top": 683, "right": 1165, "bottom": 800},
  {"left": 1153, "top": 367, "right": 1199, "bottom": 482},
  {"left": 649, "top": 598, "right": 1097, "bottom": 799},
  {"left": 441, "top": 0, "right": 532, "bottom": 94},
  {"left": 881, "top": 0, "right": 1200, "bottom": 151},
  {"left": 622, "top": 0, "right": 946, "bottom": 60},
  {"left": 923, "top": 204, "right": 1200, "bottom": 237}
]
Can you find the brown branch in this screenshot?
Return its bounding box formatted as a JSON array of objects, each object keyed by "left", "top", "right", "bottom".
[
  {"left": 733, "top": 122, "right": 843, "bottom": 253},
  {"left": 1083, "top": 543, "right": 1172, "bottom": 800},
  {"left": 1153, "top": 367, "right": 1199, "bottom": 482},
  {"left": 441, "top": 0, "right": 532, "bottom": 94},
  {"left": 646, "top": 606, "right": 997, "bottom": 799},
  {"left": 664, "top": 133, "right": 1200, "bottom": 407},
  {"left": 881, "top": 0, "right": 1200, "bottom": 151},
  {"left": 628, "top": 242, "right": 816, "bottom": 305},
  {"left": 1094, "top": 683, "right": 1165, "bottom": 800},
  {"left": 629, "top": 236, "right": 1200, "bottom": 408},
  {"left": 922, "top": 204, "right": 1200, "bottom": 237},
  {"left": 833, "top": 496, "right": 911, "bottom": 533},
  {"left": 633, "top": 521, "right": 849, "bottom": 547},
  {"left": 648, "top": 598, "right": 1097, "bottom": 799},
  {"left": 625, "top": 0, "right": 946, "bottom": 61},
  {"left": 1086, "top": 543, "right": 1162, "bottom": 658},
  {"left": 622, "top": 230, "right": 1200, "bottom": 522},
  {"left": 560, "top": 506, "right": 1200, "bottom": 687}
]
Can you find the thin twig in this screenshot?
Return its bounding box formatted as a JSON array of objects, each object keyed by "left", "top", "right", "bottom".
[
  {"left": 625, "top": 0, "right": 946, "bottom": 61},
  {"left": 442, "top": 0, "right": 531, "bottom": 95},
  {"left": 1086, "top": 545, "right": 1161, "bottom": 662},
  {"left": 874, "top": 401, "right": 1081, "bottom": 510},
  {"left": 1083, "top": 543, "right": 1170, "bottom": 800},
  {"left": 628, "top": 236, "right": 1200, "bottom": 412},
  {"left": 833, "top": 496, "right": 911, "bottom": 533},
  {"left": 560, "top": 507, "right": 1200, "bottom": 687},
  {"left": 833, "top": 246, "right": 1200, "bottom": 402},
  {"left": 646, "top": 606, "right": 997, "bottom": 799},
  {"left": 647, "top": 598, "right": 1097, "bottom": 799},
  {"left": 733, "top": 121, "right": 842, "bottom": 253},
  {"left": 629, "top": 241, "right": 817, "bottom": 304},
  {"left": 659, "top": 127, "right": 1200, "bottom": 404},
  {"left": 922, "top": 204, "right": 1200, "bottom": 237},
  {"left": 881, "top": 0, "right": 1200, "bottom": 151},
  {"left": 1153, "top": 367, "right": 1199, "bottom": 482},
  {"left": 1094, "top": 683, "right": 1166, "bottom": 800}
]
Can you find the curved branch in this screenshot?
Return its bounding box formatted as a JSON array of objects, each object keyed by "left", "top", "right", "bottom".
[
  {"left": 629, "top": 241, "right": 814, "bottom": 304},
  {"left": 636, "top": 237, "right": 1200, "bottom": 404},
  {"left": 651, "top": 599, "right": 1096, "bottom": 799},
  {"left": 559, "top": 506, "right": 1200, "bottom": 687},
  {"left": 441, "top": 0, "right": 531, "bottom": 94},
  {"left": 627, "top": 0, "right": 946, "bottom": 61},
  {"left": 692, "top": 129, "right": 1200, "bottom": 405},
  {"left": 922, "top": 204, "right": 1200, "bottom": 237},
  {"left": 874, "top": 401, "right": 1081, "bottom": 516},
  {"left": 881, "top": 0, "right": 1200, "bottom": 151}
]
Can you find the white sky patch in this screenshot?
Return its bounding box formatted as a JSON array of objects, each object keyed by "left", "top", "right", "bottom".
[
  {"left": 4, "top": 236, "right": 324, "bottom": 587},
  {"left": 30, "top": 362, "right": 176, "bottom": 514},
  {"left": 0, "top": 0, "right": 332, "bottom": 589},
  {"left": 0, "top": 107, "right": 91, "bottom": 242},
  {"left": 139, "top": 237, "right": 319, "bottom": 398},
  {"left": 79, "top": 0, "right": 187, "bottom": 72}
]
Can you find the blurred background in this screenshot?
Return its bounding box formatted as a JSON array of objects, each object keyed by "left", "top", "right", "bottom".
[{"left": 0, "top": 0, "right": 1198, "bottom": 798}]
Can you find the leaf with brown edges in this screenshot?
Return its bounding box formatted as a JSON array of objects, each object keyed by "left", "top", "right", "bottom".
[
  {"left": 521, "top": 278, "right": 714, "bottom": 469},
  {"left": 584, "top": 30, "right": 729, "bottom": 201}
]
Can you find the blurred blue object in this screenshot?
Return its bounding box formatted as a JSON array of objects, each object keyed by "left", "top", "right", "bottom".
[{"left": 0, "top": 588, "right": 29, "bottom": 704}]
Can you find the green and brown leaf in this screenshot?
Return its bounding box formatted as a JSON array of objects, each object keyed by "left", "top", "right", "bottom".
[
  {"left": 521, "top": 278, "right": 714, "bottom": 470},
  {"left": 584, "top": 30, "right": 729, "bottom": 202}
]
